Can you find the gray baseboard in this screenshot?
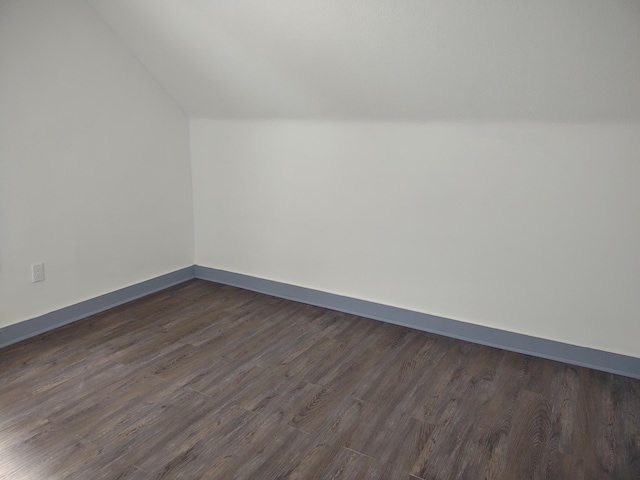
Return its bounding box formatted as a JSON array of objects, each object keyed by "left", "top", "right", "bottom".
[
  {"left": 0, "top": 266, "right": 196, "bottom": 349},
  {"left": 3, "top": 264, "right": 638, "bottom": 380},
  {"left": 195, "top": 265, "right": 640, "bottom": 380}
]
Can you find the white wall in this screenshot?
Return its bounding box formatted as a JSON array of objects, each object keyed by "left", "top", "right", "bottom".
[
  {"left": 0, "top": 0, "right": 194, "bottom": 328},
  {"left": 191, "top": 120, "right": 640, "bottom": 358},
  {"left": 1, "top": 0, "right": 638, "bottom": 363}
]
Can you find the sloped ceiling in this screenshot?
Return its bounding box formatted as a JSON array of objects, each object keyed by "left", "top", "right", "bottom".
[{"left": 88, "top": 0, "right": 640, "bottom": 121}]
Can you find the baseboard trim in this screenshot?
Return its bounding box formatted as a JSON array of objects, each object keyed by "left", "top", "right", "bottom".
[
  {"left": 0, "top": 266, "right": 196, "bottom": 349},
  {"left": 195, "top": 265, "right": 640, "bottom": 380},
  {"left": 3, "top": 264, "right": 638, "bottom": 379}
]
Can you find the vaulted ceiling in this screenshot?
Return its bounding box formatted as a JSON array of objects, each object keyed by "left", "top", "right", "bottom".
[{"left": 88, "top": 0, "right": 640, "bottom": 121}]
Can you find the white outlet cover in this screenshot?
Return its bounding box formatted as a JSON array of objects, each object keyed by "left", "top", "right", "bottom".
[{"left": 31, "top": 263, "right": 45, "bottom": 283}]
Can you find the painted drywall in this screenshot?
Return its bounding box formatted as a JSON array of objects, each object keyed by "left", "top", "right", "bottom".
[
  {"left": 0, "top": 0, "right": 194, "bottom": 328},
  {"left": 2, "top": 0, "right": 638, "bottom": 366},
  {"left": 88, "top": 0, "right": 640, "bottom": 121},
  {"left": 191, "top": 120, "right": 640, "bottom": 359}
]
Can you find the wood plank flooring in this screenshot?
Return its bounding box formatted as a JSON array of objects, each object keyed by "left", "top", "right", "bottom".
[{"left": 1, "top": 279, "right": 639, "bottom": 479}]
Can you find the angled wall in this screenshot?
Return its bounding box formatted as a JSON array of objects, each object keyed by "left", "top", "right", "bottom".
[
  {"left": 0, "top": 0, "right": 194, "bottom": 329},
  {"left": 87, "top": 0, "right": 640, "bottom": 121}
]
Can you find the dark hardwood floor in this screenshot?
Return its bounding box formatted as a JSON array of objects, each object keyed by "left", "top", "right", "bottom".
[{"left": 1, "top": 279, "right": 639, "bottom": 479}]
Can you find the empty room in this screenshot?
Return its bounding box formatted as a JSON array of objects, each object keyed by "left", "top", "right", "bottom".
[{"left": 1, "top": 0, "right": 639, "bottom": 478}]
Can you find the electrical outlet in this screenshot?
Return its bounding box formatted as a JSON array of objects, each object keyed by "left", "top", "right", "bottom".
[{"left": 31, "top": 263, "right": 45, "bottom": 283}]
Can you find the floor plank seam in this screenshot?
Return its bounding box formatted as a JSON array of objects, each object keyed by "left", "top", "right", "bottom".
[
  {"left": 343, "top": 446, "right": 375, "bottom": 460},
  {"left": 186, "top": 386, "right": 212, "bottom": 398},
  {"left": 132, "top": 463, "right": 150, "bottom": 474},
  {"left": 287, "top": 424, "right": 312, "bottom": 436}
]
